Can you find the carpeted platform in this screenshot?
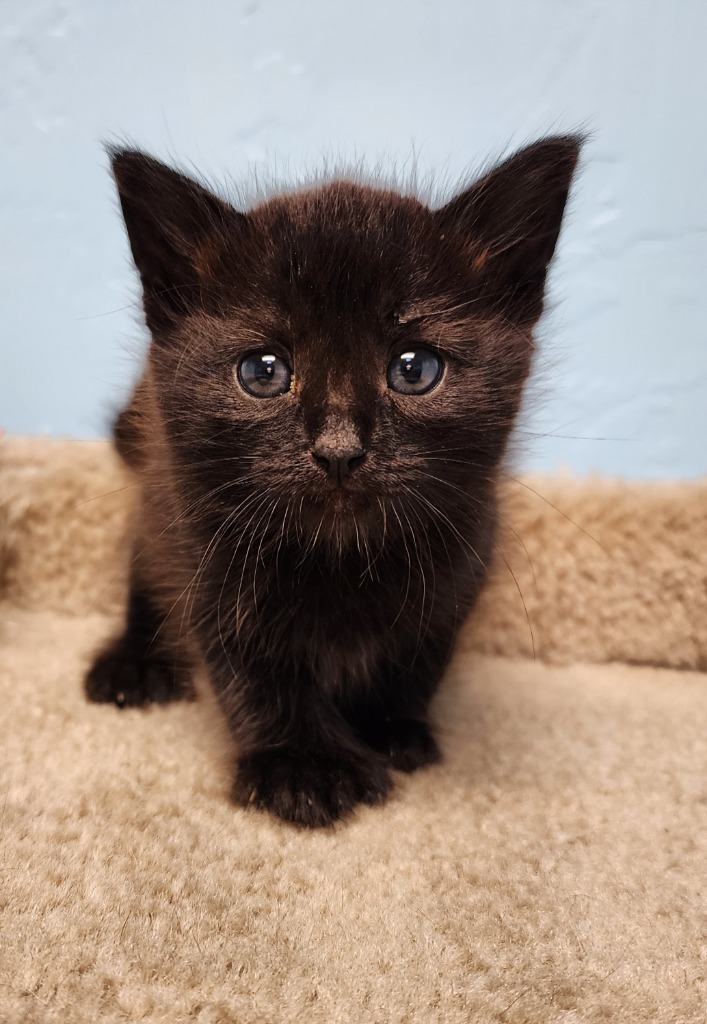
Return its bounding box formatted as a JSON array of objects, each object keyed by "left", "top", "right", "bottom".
[{"left": 1, "top": 437, "right": 706, "bottom": 1023}]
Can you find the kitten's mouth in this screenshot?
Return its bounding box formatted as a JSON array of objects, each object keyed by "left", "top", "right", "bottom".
[
  {"left": 327, "top": 487, "right": 364, "bottom": 512},
  {"left": 308, "top": 485, "right": 370, "bottom": 515},
  {"left": 300, "top": 484, "right": 379, "bottom": 543}
]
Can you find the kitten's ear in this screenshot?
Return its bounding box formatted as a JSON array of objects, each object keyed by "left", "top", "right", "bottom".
[
  {"left": 436, "top": 135, "right": 582, "bottom": 325},
  {"left": 109, "top": 147, "right": 245, "bottom": 333}
]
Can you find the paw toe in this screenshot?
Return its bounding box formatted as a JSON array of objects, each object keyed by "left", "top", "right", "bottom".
[
  {"left": 373, "top": 719, "right": 441, "bottom": 772},
  {"left": 85, "top": 642, "right": 191, "bottom": 708},
  {"left": 233, "top": 747, "right": 392, "bottom": 827}
]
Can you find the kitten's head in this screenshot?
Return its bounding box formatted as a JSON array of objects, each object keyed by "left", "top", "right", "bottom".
[{"left": 111, "top": 138, "right": 580, "bottom": 548}]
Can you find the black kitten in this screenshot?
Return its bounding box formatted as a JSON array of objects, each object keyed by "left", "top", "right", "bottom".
[{"left": 86, "top": 137, "right": 580, "bottom": 826}]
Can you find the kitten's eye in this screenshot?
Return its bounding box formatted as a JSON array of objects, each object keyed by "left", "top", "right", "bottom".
[
  {"left": 238, "top": 353, "right": 292, "bottom": 398},
  {"left": 387, "top": 348, "right": 443, "bottom": 395}
]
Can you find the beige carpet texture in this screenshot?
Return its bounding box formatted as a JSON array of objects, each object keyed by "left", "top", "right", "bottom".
[{"left": 1, "top": 436, "right": 706, "bottom": 1023}]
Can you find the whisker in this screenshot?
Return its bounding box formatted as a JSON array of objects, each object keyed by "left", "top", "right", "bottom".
[{"left": 504, "top": 475, "right": 608, "bottom": 554}]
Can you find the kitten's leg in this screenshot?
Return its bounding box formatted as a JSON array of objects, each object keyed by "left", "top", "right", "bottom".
[
  {"left": 209, "top": 655, "right": 392, "bottom": 827},
  {"left": 85, "top": 576, "right": 193, "bottom": 707},
  {"left": 344, "top": 635, "right": 454, "bottom": 772}
]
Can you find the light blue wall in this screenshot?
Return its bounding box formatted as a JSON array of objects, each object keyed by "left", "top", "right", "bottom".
[{"left": 2, "top": 0, "right": 705, "bottom": 478}]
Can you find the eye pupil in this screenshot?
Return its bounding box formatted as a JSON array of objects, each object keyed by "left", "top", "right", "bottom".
[{"left": 401, "top": 352, "right": 422, "bottom": 382}]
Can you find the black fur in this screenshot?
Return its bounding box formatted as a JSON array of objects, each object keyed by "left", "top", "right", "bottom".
[{"left": 86, "top": 137, "right": 580, "bottom": 826}]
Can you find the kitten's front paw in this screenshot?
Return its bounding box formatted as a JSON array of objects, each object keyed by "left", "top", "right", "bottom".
[
  {"left": 85, "top": 639, "right": 192, "bottom": 708},
  {"left": 367, "top": 718, "right": 441, "bottom": 773},
  {"left": 232, "top": 745, "right": 392, "bottom": 827}
]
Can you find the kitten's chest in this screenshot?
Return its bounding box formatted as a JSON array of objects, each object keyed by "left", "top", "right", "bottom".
[
  {"left": 272, "top": 565, "right": 403, "bottom": 691},
  {"left": 183, "top": 500, "right": 488, "bottom": 685},
  {"left": 192, "top": 533, "right": 414, "bottom": 663}
]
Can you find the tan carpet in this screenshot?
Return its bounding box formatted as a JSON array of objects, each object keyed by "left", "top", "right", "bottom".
[{"left": 1, "top": 437, "right": 706, "bottom": 1023}]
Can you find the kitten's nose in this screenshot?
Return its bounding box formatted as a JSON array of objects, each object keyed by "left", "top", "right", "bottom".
[{"left": 313, "top": 439, "right": 365, "bottom": 482}]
